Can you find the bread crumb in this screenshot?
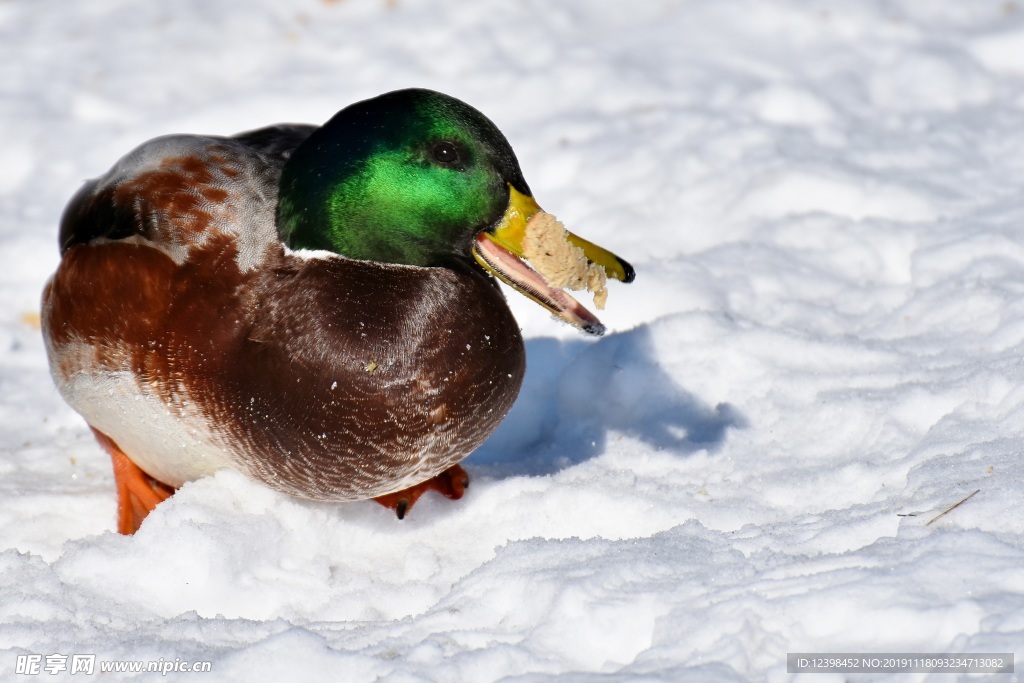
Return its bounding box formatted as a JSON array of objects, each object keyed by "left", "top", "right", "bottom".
[
  {"left": 522, "top": 212, "right": 608, "bottom": 309},
  {"left": 20, "top": 311, "right": 41, "bottom": 330}
]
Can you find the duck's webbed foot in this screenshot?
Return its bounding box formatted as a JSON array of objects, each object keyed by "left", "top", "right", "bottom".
[
  {"left": 90, "top": 427, "right": 175, "bottom": 535},
  {"left": 372, "top": 464, "right": 469, "bottom": 520}
]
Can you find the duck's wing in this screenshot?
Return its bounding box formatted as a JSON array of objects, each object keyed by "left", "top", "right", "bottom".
[
  {"left": 58, "top": 124, "right": 316, "bottom": 270},
  {"left": 231, "top": 123, "right": 316, "bottom": 162}
]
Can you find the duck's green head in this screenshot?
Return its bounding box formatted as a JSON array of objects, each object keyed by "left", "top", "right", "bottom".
[{"left": 278, "top": 88, "right": 633, "bottom": 335}]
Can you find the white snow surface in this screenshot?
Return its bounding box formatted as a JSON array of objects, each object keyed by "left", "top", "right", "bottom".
[{"left": 3, "top": 1, "right": 1024, "bottom": 681}]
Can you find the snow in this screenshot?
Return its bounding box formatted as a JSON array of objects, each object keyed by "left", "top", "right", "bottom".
[{"left": 3, "top": 0, "right": 1024, "bottom": 680}]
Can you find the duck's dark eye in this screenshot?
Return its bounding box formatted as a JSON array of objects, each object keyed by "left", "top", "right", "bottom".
[{"left": 431, "top": 141, "right": 460, "bottom": 165}]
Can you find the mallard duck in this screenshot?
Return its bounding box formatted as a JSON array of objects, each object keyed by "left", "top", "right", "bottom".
[{"left": 42, "top": 89, "right": 633, "bottom": 534}]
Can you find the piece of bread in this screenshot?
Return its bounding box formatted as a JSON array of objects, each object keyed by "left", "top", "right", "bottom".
[{"left": 522, "top": 212, "right": 608, "bottom": 309}]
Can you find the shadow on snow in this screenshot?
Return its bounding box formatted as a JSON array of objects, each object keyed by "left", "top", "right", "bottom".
[{"left": 468, "top": 324, "right": 746, "bottom": 478}]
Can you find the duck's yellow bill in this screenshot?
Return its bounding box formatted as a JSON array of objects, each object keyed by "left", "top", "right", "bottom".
[{"left": 472, "top": 186, "right": 634, "bottom": 336}]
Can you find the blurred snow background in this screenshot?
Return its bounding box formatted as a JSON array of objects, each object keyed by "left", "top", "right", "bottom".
[{"left": 3, "top": 0, "right": 1024, "bottom": 680}]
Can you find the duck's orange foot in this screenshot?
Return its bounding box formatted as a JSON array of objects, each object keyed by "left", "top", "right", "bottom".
[
  {"left": 373, "top": 464, "right": 469, "bottom": 520},
  {"left": 90, "top": 427, "right": 175, "bottom": 535}
]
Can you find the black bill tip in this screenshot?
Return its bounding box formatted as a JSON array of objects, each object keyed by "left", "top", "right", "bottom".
[{"left": 617, "top": 257, "right": 636, "bottom": 284}]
